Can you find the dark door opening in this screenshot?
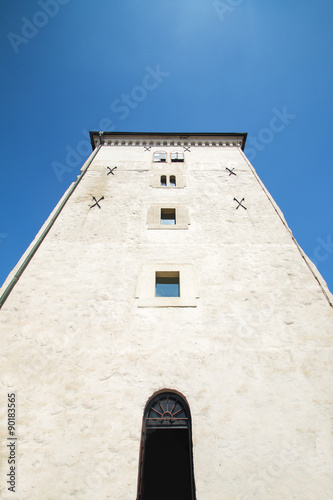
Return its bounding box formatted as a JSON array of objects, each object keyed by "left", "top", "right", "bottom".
[
  {"left": 137, "top": 391, "right": 196, "bottom": 500},
  {"left": 141, "top": 428, "right": 193, "bottom": 500}
]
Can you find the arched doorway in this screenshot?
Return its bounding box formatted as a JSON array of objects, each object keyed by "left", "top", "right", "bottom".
[{"left": 137, "top": 390, "right": 196, "bottom": 500}]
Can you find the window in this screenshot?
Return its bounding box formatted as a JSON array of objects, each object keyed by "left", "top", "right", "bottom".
[
  {"left": 155, "top": 271, "right": 179, "bottom": 297},
  {"left": 150, "top": 173, "right": 186, "bottom": 189},
  {"left": 135, "top": 263, "right": 199, "bottom": 307},
  {"left": 159, "top": 175, "right": 176, "bottom": 187},
  {"left": 137, "top": 391, "right": 196, "bottom": 500},
  {"left": 147, "top": 204, "right": 189, "bottom": 230},
  {"left": 161, "top": 208, "right": 176, "bottom": 225},
  {"left": 171, "top": 151, "right": 184, "bottom": 162},
  {"left": 153, "top": 151, "right": 167, "bottom": 162}
]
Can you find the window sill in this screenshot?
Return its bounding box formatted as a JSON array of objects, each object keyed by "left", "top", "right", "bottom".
[
  {"left": 138, "top": 297, "right": 197, "bottom": 307},
  {"left": 147, "top": 224, "right": 189, "bottom": 230},
  {"left": 135, "top": 263, "right": 199, "bottom": 308}
]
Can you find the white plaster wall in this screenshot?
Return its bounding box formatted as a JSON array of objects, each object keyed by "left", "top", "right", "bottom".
[{"left": 0, "top": 138, "right": 332, "bottom": 499}]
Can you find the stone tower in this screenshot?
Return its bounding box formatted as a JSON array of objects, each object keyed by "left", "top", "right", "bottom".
[{"left": 0, "top": 132, "right": 332, "bottom": 500}]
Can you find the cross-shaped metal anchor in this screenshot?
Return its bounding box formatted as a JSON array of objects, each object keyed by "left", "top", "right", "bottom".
[
  {"left": 226, "top": 167, "right": 236, "bottom": 176},
  {"left": 183, "top": 145, "right": 191, "bottom": 152},
  {"left": 107, "top": 166, "right": 117, "bottom": 176},
  {"left": 234, "top": 197, "right": 247, "bottom": 210},
  {"left": 144, "top": 145, "right": 151, "bottom": 151},
  {"left": 90, "top": 196, "right": 104, "bottom": 209}
]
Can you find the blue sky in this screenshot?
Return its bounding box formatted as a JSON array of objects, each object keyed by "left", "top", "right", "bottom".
[{"left": 0, "top": 0, "right": 332, "bottom": 292}]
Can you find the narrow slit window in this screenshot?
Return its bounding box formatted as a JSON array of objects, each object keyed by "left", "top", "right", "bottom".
[
  {"left": 155, "top": 272, "right": 180, "bottom": 297},
  {"left": 160, "top": 175, "right": 167, "bottom": 187},
  {"left": 161, "top": 208, "right": 176, "bottom": 225},
  {"left": 169, "top": 175, "right": 176, "bottom": 187}
]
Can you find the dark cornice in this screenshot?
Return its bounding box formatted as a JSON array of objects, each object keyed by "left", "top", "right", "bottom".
[{"left": 89, "top": 131, "right": 247, "bottom": 151}]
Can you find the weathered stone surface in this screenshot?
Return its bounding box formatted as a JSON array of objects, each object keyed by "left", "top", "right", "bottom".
[{"left": 0, "top": 135, "right": 332, "bottom": 499}]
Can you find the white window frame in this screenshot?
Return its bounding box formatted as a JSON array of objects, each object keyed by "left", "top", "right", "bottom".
[
  {"left": 153, "top": 151, "right": 167, "bottom": 162},
  {"left": 171, "top": 151, "right": 184, "bottom": 162}
]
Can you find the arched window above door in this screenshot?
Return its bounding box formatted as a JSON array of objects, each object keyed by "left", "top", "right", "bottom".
[{"left": 145, "top": 392, "right": 189, "bottom": 427}]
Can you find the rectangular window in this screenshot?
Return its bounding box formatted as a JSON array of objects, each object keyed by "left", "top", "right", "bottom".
[
  {"left": 136, "top": 264, "right": 198, "bottom": 307},
  {"left": 155, "top": 272, "right": 180, "bottom": 297},
  {"left": 171, "top": 152, "right": 184, "bottom": 162},
  {"left": 154, "top": 152, "right": 167, "bottom": 162},
  {"left": 161, "top": 208, "right": 176, "bottom": 225},
  {"left": 147, "top": 204, "right": 189, "bottom": 230}
]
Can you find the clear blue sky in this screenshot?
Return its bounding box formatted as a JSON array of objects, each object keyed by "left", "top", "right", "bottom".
[{"left": 1, "top": 0, "right": 332, "bottom": 292}]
